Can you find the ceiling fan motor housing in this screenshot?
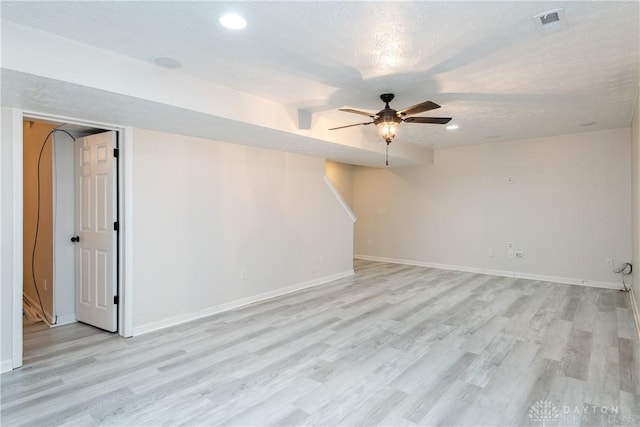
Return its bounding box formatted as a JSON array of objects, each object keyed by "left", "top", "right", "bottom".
[
  {"left": 375, "top": 93, "right": 402, "bottom": 130},
  {"left": 374, "top": 108, "right": 402, "bottom": 126}
]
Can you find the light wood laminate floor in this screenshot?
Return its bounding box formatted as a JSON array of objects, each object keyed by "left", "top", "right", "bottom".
[{"left": 2, "top": 260, "right": 639, "bottom": 426}]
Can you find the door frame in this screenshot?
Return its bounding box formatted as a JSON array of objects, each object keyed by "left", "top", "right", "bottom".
[{"left": 11, "top": 109, "right": 133, "bottom": 369}]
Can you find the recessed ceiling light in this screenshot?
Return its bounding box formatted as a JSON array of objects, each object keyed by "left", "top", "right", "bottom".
[
  {"left": 220, "top": 13, "right": 247, "bottom": 30},
  {"left": 446, "top": 124, "right": 459, "bottom": 130},
  {"left": 153, "top": 56, "right": 182, "bottom": 69},
  {"left": 578, "top": 121, "right": 597, "bottom": 127}
]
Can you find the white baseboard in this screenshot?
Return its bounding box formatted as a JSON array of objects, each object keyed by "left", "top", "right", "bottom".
[
  {"left": 629, "top": 288, "right": 640, "bottom": 340},
  {"left": 51, "top": 314, "right": 76, "bottom": 327},
  {"left": 354, "top": 254, "right": 621, "bottom": 290},
  {"left": 133, "top": 269, "right": 355, "bottom": 336},
  {"left": 1, "top": 359, "right": 13, "bottom": 373}
]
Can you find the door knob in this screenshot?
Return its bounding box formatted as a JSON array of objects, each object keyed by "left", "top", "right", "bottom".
[{"left": 70, "top": 236, "right": 80, "bottom": 243}]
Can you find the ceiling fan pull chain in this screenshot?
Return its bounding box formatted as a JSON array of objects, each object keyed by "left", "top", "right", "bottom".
[{"left": 386, "top": 142, "right": 389, "bottom": 166}]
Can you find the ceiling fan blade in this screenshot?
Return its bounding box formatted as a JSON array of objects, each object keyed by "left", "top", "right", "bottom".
[
  {"left": 339, "top": 108, "right": 378, "bottom": 118},
  {"left": 403, "top": 116, "right": 452, "bottom": 124},
  {"left": 397, "top": 101, "right": 441, "bottom": 116},
  {"left": 329, "top": 122, "right": 373, "bottom": 130}
]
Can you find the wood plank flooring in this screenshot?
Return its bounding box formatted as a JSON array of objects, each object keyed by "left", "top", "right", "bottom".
[{"left": 2, "top": 260, "right": 639, "bottom": 426}]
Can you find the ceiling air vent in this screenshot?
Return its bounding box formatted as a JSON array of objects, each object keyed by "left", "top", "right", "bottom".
[
  {"left": 539, "top": 12, "right": 560, "bottom": 25},
  {"left": 533, "top": 8, "right": 567, "bottom": 33}
]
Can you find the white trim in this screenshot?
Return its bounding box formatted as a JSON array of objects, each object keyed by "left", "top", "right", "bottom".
[
  {"left": 51, "top": 130, "right": 77, "bottom": 327},
  {"left": 52, "top": 135, "right": 58, "bottom": 323},
  {"left": 1, "top": 359, "right": 13, "bottom": 373},
  {"left": 50, "top": 315, "right": 76, "bottom": 327},
  {"left": 0, "top": 112, "right": 3, "bottom": 369},
  {"left": 629, "top": 287, "right": 640, "bottom": 340},
  {"left": 21, "top": 112, "right": 124, "bottom": 133},
  {"left": 11, "top": 108, "right": 24, "bottom": 370},
  {"left": 121, "top": 127, "right": 134, "bottom": 337},
  {"left": 354, "top": 254, "right": 622, "bottom": 290},
  {"left": 323, "top": 176, "right": 356, "bottom": 223},
  {"left": 133, "top": 269, "right": 354, "bottom": 336}
]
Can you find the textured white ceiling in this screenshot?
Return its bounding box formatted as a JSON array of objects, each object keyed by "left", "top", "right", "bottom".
[{"left": 1, "top": 1, "right": 639, "bottom": 161}]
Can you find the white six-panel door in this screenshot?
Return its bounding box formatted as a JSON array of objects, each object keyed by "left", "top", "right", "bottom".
[{"left": 75, "top": 131, "right": 117, "bottom": 332}]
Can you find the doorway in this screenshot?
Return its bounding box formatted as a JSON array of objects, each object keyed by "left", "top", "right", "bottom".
[
  {"left": 22, "top": 119, "right": 118, "bottom": 338},
  {"left": 8, "top": 110, "right": 133, "bottom": 371}
]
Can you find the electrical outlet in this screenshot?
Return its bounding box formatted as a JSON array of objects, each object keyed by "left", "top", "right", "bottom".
[
  {"left": 488, "top": 248, "right": 494, "bottom": 257},
  {"left": 43, "top": 279, "right": 47, "bottom": 291},
  {"left": 606, "top": 258, "right": 613, "bottom": 267},
  {"left": 367, "top": 239, "right": 373, "bottom": 247},
  {"left": 515, "top": 251, "right": 524, "bottom": 259},
  {"left": 507, "top": 242, "right": 514, "bottom": 258},
  {"left": 319, "top": 256, "right": 324, "bottom": 264},
  {"left": 240, "top": 270, "right": 247, "bottom": 280},
  {"left": 507, "top": 176, "right": 514, "bottom": 184}
]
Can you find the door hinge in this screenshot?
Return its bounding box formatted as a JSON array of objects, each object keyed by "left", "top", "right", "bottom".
[
  {"left": 114, "top": 295, "right": 119, "bottom": 305},
  {"left": 114, "top": 221, "right": 119, "bottom": 231},
  {"left": 113, "top": 148, "right": 119, "bottom": 158}
]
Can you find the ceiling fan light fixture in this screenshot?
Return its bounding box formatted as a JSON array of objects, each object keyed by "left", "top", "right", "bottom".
[{"left": 377, "top": 122, "right": 398, "bottom": 143}]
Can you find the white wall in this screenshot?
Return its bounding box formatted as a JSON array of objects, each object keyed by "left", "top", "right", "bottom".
[
  {"left": 52, "top": 132, "right": 76, "bottom": 324},
  {"left": 354, "top": 128, "right": 632, "bottom": 286},
  {"left": 1, "top": 108, "right": 21, "bottom": 371},
  {"left": 131, "top": 129, "right": 354, "bottom": 332},
  {"left": 631, "top": 93, "right": 640, "bottom": 312},
  {"left": 1, "top": 109, "right": 14, "bottom": 369},
  {"left": 1, "top": 117, "right": 354, "bottom": 368}
]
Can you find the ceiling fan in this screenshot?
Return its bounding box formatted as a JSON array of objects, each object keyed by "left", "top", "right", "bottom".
[{"left": 329, "top": 93, "right": 452, "bottom": 165}]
